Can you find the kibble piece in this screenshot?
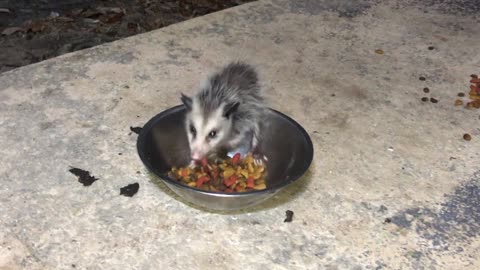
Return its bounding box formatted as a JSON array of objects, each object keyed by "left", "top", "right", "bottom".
[
  {"left": 454, "top": 99, "right": 463, "bottom": 106},
  {"left": 466, "top": 100, "right": 480, "bottom": 109},
  {"left": 428, "top": 46, "right": 435, "bottom": 50},
  {"left": 421, "top": 97, "right": 428, "bottom": 102},
  {"left": 419, "top": 76, "right": 426, "bottom": 81},
  {"left": 458, "top": 92, "right": 465, "bottom": 97},
  {"left": 430, "top": 98, "right": 438, "bottom": 103},
  {"left": 423, "top": 87, "right": 430, "bottom": 93},
  {"left": 375, "top": 49, "right": 384, "bottom": 55},
  {"left": 463, "top": 133, "right": 472, "bottom": 141}
]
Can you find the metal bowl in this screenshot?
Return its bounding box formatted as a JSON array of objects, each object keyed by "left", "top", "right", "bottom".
[{"left": 137, "top": 105, "right": 314, "bottom": 211}]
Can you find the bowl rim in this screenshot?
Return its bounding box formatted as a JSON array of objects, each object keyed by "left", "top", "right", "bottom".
[{"left": 136, "top": 104, "right": 314, "bottom": 197}]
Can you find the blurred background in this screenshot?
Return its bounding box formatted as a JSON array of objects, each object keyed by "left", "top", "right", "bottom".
[{"left": 0, "top": 0, "right": 255, "bottom": 73}]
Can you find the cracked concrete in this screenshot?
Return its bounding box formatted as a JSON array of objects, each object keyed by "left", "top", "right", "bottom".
[{"left": 1, "top": 0, "right": 480, "bottom": 269}]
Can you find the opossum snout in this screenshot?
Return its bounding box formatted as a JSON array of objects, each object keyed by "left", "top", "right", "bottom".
[
  {"left": 191, "top": 151, "right": 203, "bottom": 161},
  {"left": 190, "top": 144, "right": 206, "bottom": 160}
]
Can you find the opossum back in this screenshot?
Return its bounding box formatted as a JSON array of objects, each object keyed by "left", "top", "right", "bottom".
[{"left": 197, "top": 62, "right": 261, "bottom": 111}]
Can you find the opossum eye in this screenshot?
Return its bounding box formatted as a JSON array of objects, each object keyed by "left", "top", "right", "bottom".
[
  {"left": 189, "top": 124, "right": 196, "bottom": 137},
  {"left": 208, "top": 130, "right": 217, "bottom": 139}
]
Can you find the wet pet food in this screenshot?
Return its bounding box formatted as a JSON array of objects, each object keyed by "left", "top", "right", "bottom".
[
  {"left": 130, "top": 126, "right": 142, "bottom": 134},
  {"left": 168, "top": 153, "right": 267, "bottom": 193},
  {"left": 69, "top": 167, "right": 98, "bottom": 186},
  {"left": 120, "top": 183, "right": 140, "bottom": 197},
  {"left": 284, "top": 210, "right": 294, "bottom": 222}
]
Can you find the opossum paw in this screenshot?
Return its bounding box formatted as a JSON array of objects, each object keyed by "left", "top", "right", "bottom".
[
  {"left": 188, "top": 160, "right": 197, "bottom": 168},
  {"left": 250, "top": 151, "right": 267, "bottom": 166}
]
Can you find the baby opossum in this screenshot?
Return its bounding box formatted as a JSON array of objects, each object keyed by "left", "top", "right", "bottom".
[{"left": 180, "top": 61, "right": 267, "bottom": 164}]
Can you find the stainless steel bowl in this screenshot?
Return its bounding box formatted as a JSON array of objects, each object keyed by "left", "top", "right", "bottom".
[{"left": 137, "top": 105, "right": 314, "bottom": 211}]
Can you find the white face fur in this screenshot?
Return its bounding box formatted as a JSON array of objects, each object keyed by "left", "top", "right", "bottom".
[{"left": 185, "top": 99, "right": 233, "bottom": 160}]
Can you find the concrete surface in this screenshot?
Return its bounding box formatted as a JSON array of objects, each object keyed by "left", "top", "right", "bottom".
[{"left": 1, "top": 0, "right": 480, "bottom": 269}]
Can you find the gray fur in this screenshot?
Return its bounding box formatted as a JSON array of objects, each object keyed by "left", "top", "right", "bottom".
[{"left": 182, "top": 61, "right": 267, "bottom": 160}]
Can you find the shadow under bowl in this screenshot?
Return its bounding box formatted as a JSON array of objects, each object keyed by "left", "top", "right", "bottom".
[{"left": 137, "top": 105, "right": 314, "bottom": 211}]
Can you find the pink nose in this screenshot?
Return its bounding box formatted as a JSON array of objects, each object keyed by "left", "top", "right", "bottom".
[{"left": 191, "top": 152, "right": 202, "bottom": 160}]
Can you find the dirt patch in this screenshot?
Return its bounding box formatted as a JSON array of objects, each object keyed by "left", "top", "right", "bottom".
[{"left": 0, "top": 0, "right": 255, "bottom": 73}]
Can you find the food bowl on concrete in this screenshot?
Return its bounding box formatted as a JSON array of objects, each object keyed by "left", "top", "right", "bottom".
[{"left": 137, "top": 105, "right": 314, "bottom": 211}]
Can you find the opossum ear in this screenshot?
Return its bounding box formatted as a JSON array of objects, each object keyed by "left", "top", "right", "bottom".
[
  {"left": 181, "top": 93, "right": 192, "bottom": 110},
  {"left": 223, "top": 102, "right": 240, "bottom": 118}
]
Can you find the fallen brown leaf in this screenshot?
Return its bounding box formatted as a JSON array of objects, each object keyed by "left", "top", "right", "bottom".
[
  {"left": 81, "top": 9, "right": 103, "bottom": 18},
  {"left": 100, "top": 13, "right": 124, "bottom": 24},
  {"left": 97, "top": 7, "right": 124, "bottom": 14},
  {"left": 127, "top": 22, "right": 139, "bottom": 33},
  {"left": 27, "top": 21, "right": 46, "bottom": 33},
  {"left": 54, "top": 16, "right": 75, "bottom": 23},
  {"left": 1, "top": 27, "right": 23, "bottom": 36},
  {"left": 69, "top": 8, "right": 85, "bottom": 16}
]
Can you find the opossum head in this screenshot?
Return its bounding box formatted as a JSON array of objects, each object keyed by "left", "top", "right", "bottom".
[{"left": 181, "top": 93, "right": 239, "bottom": 161}]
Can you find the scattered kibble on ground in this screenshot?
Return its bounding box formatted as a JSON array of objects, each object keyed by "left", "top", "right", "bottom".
[
  {"left": 463, "top": 133, "right": 472, "bottom": 141},
  {"left": 423, "top": 87, "right": 430, "bottom": 93},
  {"left": 430, "top": 98, "right": 438, "bottom": 103},
  {"left": 453, "top": 74, "right": 480, "bottom": 110},
  {"left": 421, "top": 97, "right": 428, "bottom": 102}
]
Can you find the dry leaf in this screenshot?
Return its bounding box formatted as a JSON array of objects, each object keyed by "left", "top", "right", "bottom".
[
  {"left": 28, "top": 22, "right": 46, "bottom": 33},
  {"left": 1, "top": 27, "right": 23, "bottom": 36},
  {"left": 100, "top": 13, "right": 124, "bottom": 24},
  {"left": 97, "top": 7, "right": 124, "bottom": 14},
  {"left": 55, "top": 16, "right": 75, "bottom": 23},
  {"left": 127, "top": 22, "right": 138, "bottom": 33}
]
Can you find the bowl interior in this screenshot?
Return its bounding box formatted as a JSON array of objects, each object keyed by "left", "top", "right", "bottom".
[{"left": 137, "top": 105, "right": 313, "bottom": 193}]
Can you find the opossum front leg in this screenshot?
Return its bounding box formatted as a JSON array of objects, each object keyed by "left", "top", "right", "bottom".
[{"left": 249, "top": 132, "right": 266, "bottom": 166}]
